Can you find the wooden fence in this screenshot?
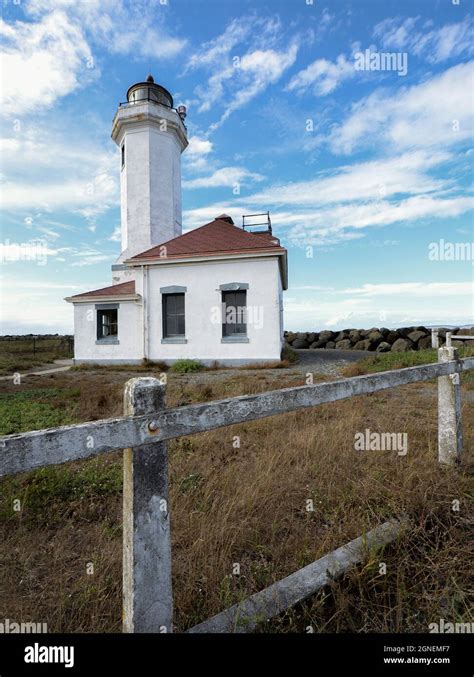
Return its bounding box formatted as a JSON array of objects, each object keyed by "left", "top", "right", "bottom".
[{"left": 0, "top": 346, "right": 472, "bottom": 633}]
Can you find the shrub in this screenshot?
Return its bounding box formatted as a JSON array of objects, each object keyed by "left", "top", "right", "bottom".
[
  {"left": 281, "top": 343, "right": 298, "bottom": 363},
  {"left": 169, "top": 359, "right": 204, "bottom": 373}
]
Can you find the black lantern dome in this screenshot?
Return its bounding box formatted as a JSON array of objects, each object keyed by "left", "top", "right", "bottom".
[{"left": 126, "top": 74, "right": 173, "bottom": 108}]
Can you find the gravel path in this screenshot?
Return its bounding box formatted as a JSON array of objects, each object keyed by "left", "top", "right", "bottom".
[
  {"left": 168, "top": 348, "right": 372, "bottom": 387},
  {"left": 0, "top": 359, "right": 73, "bottom": 381},
  {"left": 291, "top": 348, "right": 371, "bottom": 376}
]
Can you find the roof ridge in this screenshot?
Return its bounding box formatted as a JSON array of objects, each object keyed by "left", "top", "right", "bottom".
[{"left": 129, "top": 217, "right": 284, "bottom": 261}]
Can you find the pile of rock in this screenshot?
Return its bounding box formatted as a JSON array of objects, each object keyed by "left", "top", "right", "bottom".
[{"left": 284, "top": 327, "right": 474, "bottom": 352}]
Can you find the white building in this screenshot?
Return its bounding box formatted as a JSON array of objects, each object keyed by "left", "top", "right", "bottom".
[{"left": 66, "top": 75, "right": 288, "bottom": 366}]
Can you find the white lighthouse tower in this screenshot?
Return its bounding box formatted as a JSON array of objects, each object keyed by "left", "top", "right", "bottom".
[{"left": 111, "top": 74, "right": 188, "bottom": 265}]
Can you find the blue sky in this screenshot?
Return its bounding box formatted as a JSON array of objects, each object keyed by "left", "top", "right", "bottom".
[{"left": 1, "top": 0, "right": 473, "bottom": 333}]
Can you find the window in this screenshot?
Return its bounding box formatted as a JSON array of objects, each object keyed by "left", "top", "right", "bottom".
[
  {"left": 97, "top": 308, "right": 118, "bottom": 339},
  {"left": 222, "top": 290, "right": 247, "bottom": 337},
  {"left": 121, "top": 143, "right": 125, "bottom": 168},
  {"left": 163, "top": 293, "right": 185, "bottom": 338}
]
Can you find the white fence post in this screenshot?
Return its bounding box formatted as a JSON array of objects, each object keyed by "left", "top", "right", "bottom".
[
  {"left": 438, "top": 347, "right": 463, "bottom": 465},
  {"left": 123, "top": 377, "right": 172, "bottom": 632},
  {"left": 431, "top": 329, "right": 439, "bottom": 349}
]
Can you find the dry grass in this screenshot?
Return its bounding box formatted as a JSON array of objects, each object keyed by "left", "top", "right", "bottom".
[{"left": 0, "top": 366, "right": 472, "bottom": 633}]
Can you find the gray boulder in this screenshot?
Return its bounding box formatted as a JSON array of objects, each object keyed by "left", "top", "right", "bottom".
[
  {"left": 354, "top": 339, "right": 371, "bottom": 350},
  {"left": 386, "top": 330, "right": 399, "bottom": 344},
  {"left": 310, "top": 340, "right": 326, "bottom": 349},
  {"left": 407, "top": 330, "right": 426, "bottom": 344},
  {"left": 391, "top": 338, "right": 413, "bottom": 352},
  {"left": 398, "top": 327, "right": 415, "bottom": 338},
  {"left": 319, "top": 330, "right": 335, "bottom": 342},
  {"left": 292, "top": 338, "right": 309, "bottom": 349},
  {"left": 368, "top": 330, "right": 383, "bottom": 342},
  {"left": 349, "top": 330, "right": 361, "bottom": 343},
  {"left": 325, "top": 341, "right": 336, "bottom": 349},
  {"left": 418, "top": 336, "right": 432, "bottom": 350},
  {"left": 376, "top": 342, "right": 391, "bottom": 353},
  {"left": 336, "top": 339, "right": 352, "bottom": 350}
]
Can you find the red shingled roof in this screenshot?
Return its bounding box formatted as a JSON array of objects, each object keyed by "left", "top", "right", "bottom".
[
  {"left": 129, "top": 217, "right": 285, "bottom": 261},
  {"left": 69, "top": 280, "right": 136, "bottom": 300}
]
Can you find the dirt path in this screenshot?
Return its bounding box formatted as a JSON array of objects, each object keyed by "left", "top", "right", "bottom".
[{"left": 0, "top": 359, "right": 73, "bottom": 381}]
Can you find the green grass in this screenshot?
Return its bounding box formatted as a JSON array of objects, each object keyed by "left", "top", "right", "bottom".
[
  {"left": 0, "top": 457, "right": 122, "bottom": 524},
  {"left": 169, "top": 359, "right": 204, "bottom": 373},
  {"left": 0, "top": 388, "right": 80, "bottom": 435},
  {"left": 343, "top": 346, "right": 474, "bottom": 376}
]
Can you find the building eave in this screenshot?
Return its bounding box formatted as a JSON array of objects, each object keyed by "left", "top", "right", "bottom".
[
  {"left": 65, "top": 294, "right": 141, "bottom": 304},
  {"left": 125, "top": 249, "right": 287, "bottom": 267}
]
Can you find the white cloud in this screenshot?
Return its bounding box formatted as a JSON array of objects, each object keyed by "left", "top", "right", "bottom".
[
  {"left": 272, "top": 194, "right": 474, "bottom": 246},
  {"left": 182, "top": 150, "right": 473, "bottom": 246},
  {"left": 183, "top": 167, "right": 265, "bottom": 189},
  {"left": 109, "top": 225, "right": 121, "bottom": 242},
  {"left": 287, "top": 55, "right": 355, "bottom": 95},
  {"left": 373, "top": 15, "right": 474, "bottom": 64},
  {"left": 184, "top": 135, "right": 214, "bottom": 172},
  {"left": 372, "top": 16, "right": 419, "bottom": 50},
  {"left": 0, "top": 10, "right": 94, "bottom": 116},
  {"left": 187, "top": 135, "right": 213, "bottom": 158},
  {"left": 211, "top": 44, "right": 299, "bottom": 129},
  {"left": 329, "top": 62, "right": 474, "bottom": 154},
  {"left": 1, "top": 1, "right": 186, "bottom": 117},
  {"left": 246, "top": 151, "right": 450, "bottom": 207},
  {"left": 0, "top": 123, "right": 118, "bottom": 217},
  {"left": 283, "top": 282, "right": 474, "bottom": 331},
  {"left": 343, "top": 282, "right": 474, "bottom": 298},
  {"left": 186, "top": 16, "right": 253, "bottom": 72},
  {"left": 0, "top": 173, "right": 117, "bottom": 217},
  {"left": 58, "top": 246, "right": 116, "bottom": 267},
  {"left": 187, "top": 16, "right": 299, "bottom": 128},
  {"left": 28, "top": 0, "right": 186, "bottom": 59}
]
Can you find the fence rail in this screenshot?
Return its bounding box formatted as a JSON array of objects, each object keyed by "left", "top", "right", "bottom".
[
  {"left": 1, "top": 356, "right": 472, "bottom": 478},
  {"left": 0, "top": 347, "right": 472, "bottom": 632}
]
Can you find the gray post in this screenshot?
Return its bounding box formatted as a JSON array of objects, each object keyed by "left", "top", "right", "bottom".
[
  {"left": 123, "top": 377, "right": 172, "bottom": 632},
  {"left": 431, "top": 329, "right": 439, "bottom": 349},
  {"left": 438, "top": 347, "right": 463, "bottom": 465}
]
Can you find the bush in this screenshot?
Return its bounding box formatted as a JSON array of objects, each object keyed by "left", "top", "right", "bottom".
[
  {"left": 281, "top": 343, "right": 298, "bottom": 363},
  {"left": 169, "top": 359, "right": 204, "bottom": 373}
]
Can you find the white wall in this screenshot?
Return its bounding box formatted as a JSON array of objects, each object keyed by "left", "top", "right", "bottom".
[
  {"left": 73, "top": 256, "right": 284, "bottom": 365},
  {"left": 114, "top": 102, "right": 187, "bottom": 262},
  {"left": 111, "top": 267, "right": 136, "bottom": 285},
  {"left": 73, "top": 301, "right": 143, "bottom": 364},
  {"left": 143, "top": 257, "right": 283, "bottom": 365}
]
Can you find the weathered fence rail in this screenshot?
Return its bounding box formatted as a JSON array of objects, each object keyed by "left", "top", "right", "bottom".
[
  {"left": 1, "top": 355, "right": 473, "bottom": 478},
  {"left": 0, "top": 346, "right": 472, "bottom": 632}
]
